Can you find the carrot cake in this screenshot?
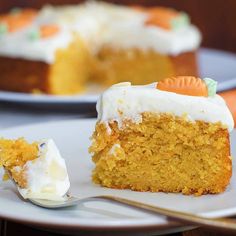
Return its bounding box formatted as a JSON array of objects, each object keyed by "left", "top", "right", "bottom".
[
  {"left": 0, "top": 2, "right": 201, "bottom": 95},
  {"left": 0, "top": 138, "right": 70, "bottom": 200},
  {"left": 89, "top": 76, "right": 234, "bottom": 195},
  {"left": 91, "top": 3, "right": 201, "bottom": 86}
]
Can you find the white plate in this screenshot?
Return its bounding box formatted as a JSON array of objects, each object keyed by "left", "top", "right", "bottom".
[
  {"left": 0, "top": 48, "right": 236, "bottom": 105},
  {"left": 0, "top": 119, "right": 236, "bottom": 233}
]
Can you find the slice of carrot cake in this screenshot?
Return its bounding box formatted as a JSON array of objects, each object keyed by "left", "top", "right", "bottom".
[
  {"left": 0, "top": 138, "right": 70, "bottom": 200},
  {"left": 89, "top": 76, "right": 234, "bottom": 195}
]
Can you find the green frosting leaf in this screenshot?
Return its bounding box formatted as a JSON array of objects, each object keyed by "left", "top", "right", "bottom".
[
  {"left": 0, "top": 23, "right": 8, "bottom": 36},
  {"left": 28, "top": 29, "right": 40, "bottom": 41},
  {"left": 203, "top": 78, "right": 217, "bottom": 97},
  {"left": 171, "top": 13, "right": 190, "bottom": 30}
]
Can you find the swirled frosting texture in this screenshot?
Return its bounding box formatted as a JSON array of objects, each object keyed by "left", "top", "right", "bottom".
[
  {"left": 0, "top": 2, "right": 201, "bottom": 63},
  {"left": 17, "top": 139, "right": 70, "bottom": 200},
  {"left": 97, "top": 82, "right": 234, "bottom": 132}
]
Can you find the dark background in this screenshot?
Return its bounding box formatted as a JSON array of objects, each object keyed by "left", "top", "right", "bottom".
[{"left": 1, "top": 0, "right": 236, "bottom": 54}]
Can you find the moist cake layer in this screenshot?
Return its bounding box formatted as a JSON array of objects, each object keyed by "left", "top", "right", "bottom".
[
  {"left": 92, "top": 49, "right": 198, "bottom": 86},
  {"left": 90, "top": 113, "right": 231, "bottom": 195},
  {"left": 0, "top": 38, "right": 90, "bottom": 94}
]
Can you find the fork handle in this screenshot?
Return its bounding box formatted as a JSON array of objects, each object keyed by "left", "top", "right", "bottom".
[{"left": 93, "top": 195, "right": 236, "bottom": 231}]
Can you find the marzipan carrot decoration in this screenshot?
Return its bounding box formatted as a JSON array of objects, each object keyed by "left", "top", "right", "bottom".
[{"left": 156, "top": 76, "right": 208, "bottom": 97}]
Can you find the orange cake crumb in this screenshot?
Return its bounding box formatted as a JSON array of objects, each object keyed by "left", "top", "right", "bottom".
[{"left": 0, "top": 138, "right": 38, "bottom": 188}]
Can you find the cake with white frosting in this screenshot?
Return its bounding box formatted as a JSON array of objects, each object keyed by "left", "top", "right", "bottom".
[
  {"left": 91, "top": 4, "right": 201, "bottom": 86},
  {"left": 0, "top": 138, "right": 70, "bottom": 200},
  {"left": 0, "top": 2, "right": 201, "bottom": 95},
  {"left": 90, "top": 76, "right": 234, "bottom": 195}
]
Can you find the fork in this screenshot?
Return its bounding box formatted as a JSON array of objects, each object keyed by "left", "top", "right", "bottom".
[{"left": 28, "top": 193, "right": 236, "bottom": 231}]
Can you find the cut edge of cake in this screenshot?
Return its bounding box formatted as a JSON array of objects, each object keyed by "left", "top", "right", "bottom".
[{"left": 89, "top": 77, "right": 234, "bottom": 196}]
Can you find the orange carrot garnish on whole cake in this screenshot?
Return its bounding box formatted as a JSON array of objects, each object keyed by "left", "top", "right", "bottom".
[
  {"left": 132, "top": 6, "right": 189, "bottom": 30},
  {"left": 145, "top": 7, "right": 179, "bottom": 30},
  {"left": 0, "top": 8, "right": 37, "bottom": 32},
  {"left": 132, "top": 6, "right": 179, "bottom": 30},
  {"left": 156, "top": 76, "right": 208, "bottom": 97},
  {"left": 39, "top": 24, "right": 60, "bottom": 38},
  {"left": 28, "top": 24, "right": 60, "bottom": 41}
]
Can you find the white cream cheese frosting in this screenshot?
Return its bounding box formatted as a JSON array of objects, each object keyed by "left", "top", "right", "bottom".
[
  {"left": 91, "top": 1, "right": 201, "bottom": 55},
  {"left": 16, "top": 139, "right": 70, "bottom": 201},
  {"left": 0, "top": 28, "right": 73, "bottom": 63},
  {"left": 0, "top": 1, "right": 201, "bottom": 62},
  {"left": 96, "top": 82, "right": 234, "bottom": 132},
  {"left": 0, "top": 7, "right": 75, "bottom": 64}
]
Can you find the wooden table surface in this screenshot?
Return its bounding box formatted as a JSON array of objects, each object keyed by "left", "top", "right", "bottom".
[{"left": 1, "top": 219, "right": 236, "bottom": 236}]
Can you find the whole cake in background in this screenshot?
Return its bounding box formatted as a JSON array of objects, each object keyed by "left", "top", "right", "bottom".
[
  {"left": 0, "top": 1, "right": 201, "bottom": 95},
  {"left": 89, "top": 76, "right": 234, "bottom": 196}
]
